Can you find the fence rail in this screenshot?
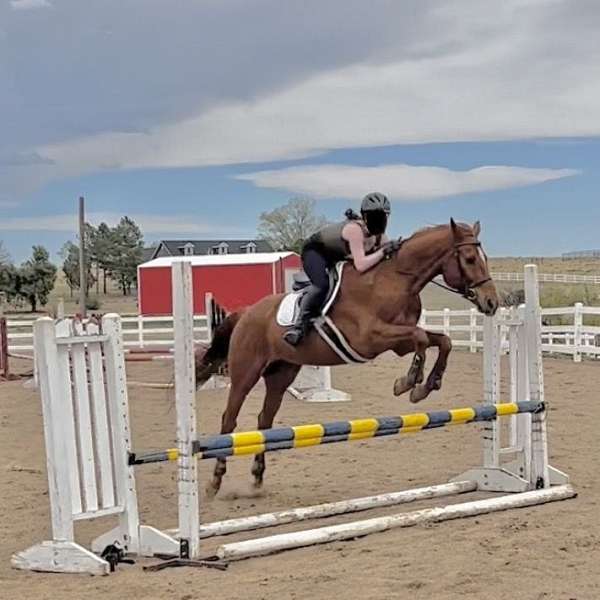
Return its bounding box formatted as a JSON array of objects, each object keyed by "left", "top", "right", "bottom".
[
  {"left": 491, "top": 272, "right": 600, "bottom": 284},
  {"left": 7, "top": 303, "right": 600, "bottom": 363},
  {"left": 418, "top": 302, "right": 600, "bottom": 362},
  {"left": 6, "top": 314, "right": 210, "bottom": 353}
]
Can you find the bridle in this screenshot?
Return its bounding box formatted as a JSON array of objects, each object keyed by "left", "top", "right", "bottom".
[{"left": 431, "top": 240, "right": 492, "bottom": 301}]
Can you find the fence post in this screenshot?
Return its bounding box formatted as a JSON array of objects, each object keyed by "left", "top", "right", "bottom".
[
  {"left": 0, "top": 316, "right": 8, "bottom": 379},
  {"left": 57, "top": 298, "right": 65, "bottom": 320},
  {"left": 137, "top": 314, "right": 144, "bottom": 350},
  {"left": 443, "top": 308, "right": 450, "bottom": 337},
  {"left": 573, "top": 302, "right": 583, "bottom": 363},
  {"left": 469, "top": 308, "right": 477, "bottom": 353},
  {"left": 205, "top": 292, "right": 214, "bottom": 343}
]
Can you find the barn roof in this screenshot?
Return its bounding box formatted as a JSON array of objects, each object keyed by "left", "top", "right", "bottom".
[
  {"left": 139, "top": 252, "right": 298, "bottom": 268},
  {"left": 151, "top": 239, "right": 273, "bottom": 259}
]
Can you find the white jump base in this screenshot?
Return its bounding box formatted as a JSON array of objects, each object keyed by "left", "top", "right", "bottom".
[{"left": 12, "top": 264, "right": 575, "bottom": 575}]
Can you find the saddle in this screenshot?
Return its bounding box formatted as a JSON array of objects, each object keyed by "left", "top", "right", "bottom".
[
  {"left": 276, "top": 261, "right": 369, "bottom": 364},
  {"left": 277, "top": 262, "right": 344, "bottom": 326}
]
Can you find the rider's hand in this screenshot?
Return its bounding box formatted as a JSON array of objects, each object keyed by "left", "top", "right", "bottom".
[{"left": 382, "top": 239, "right": 401, "bottom": 259}]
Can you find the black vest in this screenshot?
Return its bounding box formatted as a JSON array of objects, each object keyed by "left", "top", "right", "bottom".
[{"left": 305, "top": 220, "right": 379, "bottom": 264}]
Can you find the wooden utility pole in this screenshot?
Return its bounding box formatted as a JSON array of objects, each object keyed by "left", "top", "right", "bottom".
[{"left": 78, "top": 196, "right": 87, "bottom": 318}]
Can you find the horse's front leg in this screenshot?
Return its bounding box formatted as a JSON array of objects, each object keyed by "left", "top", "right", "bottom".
[
  {"left": 419, "top": 331, "right": 452, "bottom": 395},
  {"left": 393, "top": 342, "right": 424, "bottom": 396},
  {"left": 390, "top": 327, "right": 429, "bottom": 398},
  {"left": 405, "top": 331, "right": 452, "bottom": 404}
]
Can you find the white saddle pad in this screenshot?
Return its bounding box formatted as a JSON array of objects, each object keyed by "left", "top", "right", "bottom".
[
  {"left": 276, "top": 293, "right": 302, "bottom": 327},
  {"left": 276, "top": 262, "right": 346, "bottom": 328}
]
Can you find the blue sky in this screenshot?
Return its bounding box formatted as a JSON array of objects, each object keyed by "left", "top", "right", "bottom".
[{"left": 1, "top": 0, "right": 599, "bottom": 263}]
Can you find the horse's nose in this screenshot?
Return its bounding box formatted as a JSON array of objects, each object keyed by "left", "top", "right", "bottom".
[{"left": 486, "top": 297, "right": 498, "bottom": 315}]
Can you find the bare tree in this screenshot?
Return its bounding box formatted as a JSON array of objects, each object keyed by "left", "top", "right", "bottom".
[
  {"left": 258, "top": 198, "right": 328, "bottom": 253},
  {"left": 0, "top": 241, "right": 10, "bottom": 266}
]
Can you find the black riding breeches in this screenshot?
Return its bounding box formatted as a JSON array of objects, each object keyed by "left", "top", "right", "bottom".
[{"left": 300, "top": 248, "right": 330, "bottom": 315}]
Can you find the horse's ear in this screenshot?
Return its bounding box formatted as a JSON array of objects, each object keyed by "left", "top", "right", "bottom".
[
  {"left": 450, "top": 217, "right": 459, "bottom": 240},
  {"left": 473, "top": 220, "right": 481, "bottom": 238}
]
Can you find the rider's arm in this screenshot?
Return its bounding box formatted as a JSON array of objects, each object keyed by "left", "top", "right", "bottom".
[{"left": 343, "top": 223, "right": 385, "bottom": 273}]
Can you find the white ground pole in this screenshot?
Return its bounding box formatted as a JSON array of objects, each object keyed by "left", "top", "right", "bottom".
[{"left": 215, "top": 485, "right": 575, "bottom": 561}]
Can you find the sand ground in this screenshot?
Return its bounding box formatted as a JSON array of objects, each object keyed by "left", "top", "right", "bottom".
[{"left": 1, "top": 351, "right": 598, "bottom": 600}]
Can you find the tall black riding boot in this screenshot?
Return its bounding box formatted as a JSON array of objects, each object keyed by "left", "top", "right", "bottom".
[{"left": 283, "top": 287, "right": 322, "bottom": 346}]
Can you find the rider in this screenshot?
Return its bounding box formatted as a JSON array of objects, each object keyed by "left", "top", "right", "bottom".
[{"left": 283, "top": 192, "right": 400, "bottom": 346}]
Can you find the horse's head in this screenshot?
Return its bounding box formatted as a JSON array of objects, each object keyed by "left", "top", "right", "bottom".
[{"left": 442, "top": 219, "right": 499, "bottom": 316}]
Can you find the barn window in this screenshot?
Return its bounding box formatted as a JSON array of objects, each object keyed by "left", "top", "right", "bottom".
[
  {"left": 183, "top": 243, "right": 194, "bottom": 256},
  {"left": 213, "top": 242, "right": 229, "bottom": 255},
  {"left": 244, "top": 242, "right": 257, "bottom": 253}
]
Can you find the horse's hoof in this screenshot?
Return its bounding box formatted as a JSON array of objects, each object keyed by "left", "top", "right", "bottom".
[
  {"left": 393, "top": 376, "right": 413, "bottom": 396},
  {"left": 205, "top": 482, "right": 220, "bottom": 499},
  {"left": 430, "top": 377, "right": 442, "bottom": 391},
  {"left": 409, "top": 384, "right": 429, "bottom": 403}
]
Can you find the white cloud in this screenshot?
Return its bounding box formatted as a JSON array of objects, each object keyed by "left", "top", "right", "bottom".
[
  {"left": 32, "top": 0, "right": 600, "bottom": 180},
  {"left": 2, "top": 0, "right": 598, "bottom": 200},
  {"left": 10, "top": 0, "right": 51, "bottom": 10},
  {"left": 236, "top": 163, "right": 579, "bottom": 201},
  {"left": 37, "top": 53, "right": 600, "bottom": 178},
  {"left": 0, "top": 212, "right": 242, "bottom": 234}
]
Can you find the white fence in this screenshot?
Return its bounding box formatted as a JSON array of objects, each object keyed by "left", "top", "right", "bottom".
[
  {"left": 6, "top": 314, "right": 210, "bottom": 354},
  {"left": 419, "top": 302, "right": 600, "bottom": 362},
  {"left": 491, "top": 272, "right": 600, "bottom": 284},
  {"left": 7, "top": 303, "right": 600, "bottom": 363}
]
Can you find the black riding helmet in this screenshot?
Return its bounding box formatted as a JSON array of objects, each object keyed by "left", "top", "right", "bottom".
[{"left": 361, "top": 192, "right": 390, "bottom": 236}]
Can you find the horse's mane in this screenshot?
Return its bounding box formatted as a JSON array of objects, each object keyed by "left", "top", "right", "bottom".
[
  {"left": 404, "top": 222, "right": 472, "bottom": 243},
  {"left": 404, "top": 223, "right": 448, "bottom": 242}
]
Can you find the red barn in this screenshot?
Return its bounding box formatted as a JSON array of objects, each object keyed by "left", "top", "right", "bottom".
[{"left": 137, "top": 252, "right": 302, "bottom": 315}]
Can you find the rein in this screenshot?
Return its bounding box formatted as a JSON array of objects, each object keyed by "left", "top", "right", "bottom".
[{"left": 395, "top": 239, "right": 491, "bottom": 301}]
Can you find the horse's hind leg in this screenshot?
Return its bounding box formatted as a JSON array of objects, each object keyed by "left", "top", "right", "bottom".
[
  {"left": 207, "top": 358, "right": 265, "bottom": 498},
  {"left": 251, "top": 361, "right": 301, "bottom": 489},
  {"left": 410, "top": 332, "right": 452, "bottom": 403}
]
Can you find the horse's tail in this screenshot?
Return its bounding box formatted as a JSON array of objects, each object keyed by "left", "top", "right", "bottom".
[{"left": 195, "top": 310, "right": 244, "bottom": 388}]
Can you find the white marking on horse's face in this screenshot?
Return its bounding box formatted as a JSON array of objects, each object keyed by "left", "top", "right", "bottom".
[{"left": 478, "top": 246, "right": 487, "bottom": 264}]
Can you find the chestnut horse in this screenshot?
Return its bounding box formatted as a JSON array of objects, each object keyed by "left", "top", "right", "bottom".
[{"left": 196, "top": 219, "right": 499, "bottom": 496}]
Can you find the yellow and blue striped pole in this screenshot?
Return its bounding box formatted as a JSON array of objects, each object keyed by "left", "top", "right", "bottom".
[{"left": 128, "top": 401, "right": 544, "bottom": 465}]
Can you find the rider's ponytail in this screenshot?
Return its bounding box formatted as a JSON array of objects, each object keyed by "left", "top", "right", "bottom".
[{"left": 345, "top": 209, "right": 360, "bottom": 221}]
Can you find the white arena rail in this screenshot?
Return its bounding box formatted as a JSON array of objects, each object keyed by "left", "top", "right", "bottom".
[
  {"left": 491, "top": 271, "right": 600, "bottom": 284},
  {"left": 7, "top": 303, "right": 600, "bottom": 365}
]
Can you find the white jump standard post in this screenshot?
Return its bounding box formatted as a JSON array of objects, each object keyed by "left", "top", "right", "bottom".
[
  {"left": 288, "top": 365, "right": 351, "bottom": 402},
  {"left": 140, "top": 262, "right": 224, "bottom": 571},
  {"left": 11, "top": 316, "right": 178, "bottom": 575},
  {"left": 451, "top": 264, "right": 569, "bottom": 492}
]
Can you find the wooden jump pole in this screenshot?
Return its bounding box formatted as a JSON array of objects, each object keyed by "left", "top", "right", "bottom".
[{"left": 215, "top": 485, "right": 576, "bottom": 562}]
